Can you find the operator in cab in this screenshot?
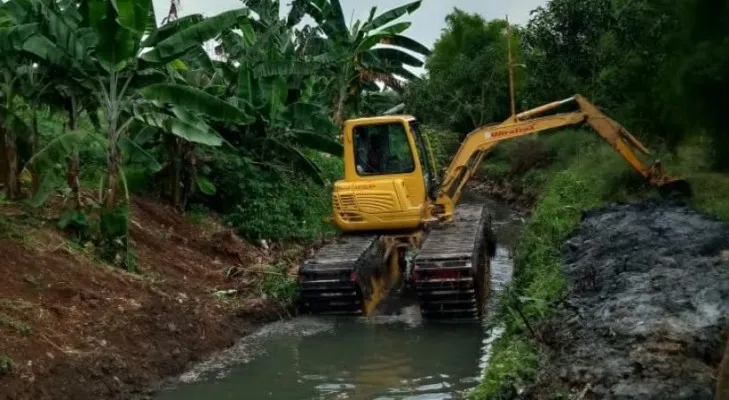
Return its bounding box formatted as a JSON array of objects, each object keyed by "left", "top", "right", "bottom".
[
  {"left": 355, "top": 130, "right": 386, "bottom": 175},
  {"left": 355, "top": 123, "right": 414, "bottom": 176}
]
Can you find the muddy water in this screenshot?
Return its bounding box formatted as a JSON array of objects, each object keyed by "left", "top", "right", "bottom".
[{"left": 156, "top": 196, "right": 523, "bottom": 400}]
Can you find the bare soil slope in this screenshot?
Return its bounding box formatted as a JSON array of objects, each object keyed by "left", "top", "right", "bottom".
[
  {"left": 533, "top": 201, "right": 729, "bottom": 399},
  {"left": 0, "top": 196, "right": 292, "bottom": 400}
]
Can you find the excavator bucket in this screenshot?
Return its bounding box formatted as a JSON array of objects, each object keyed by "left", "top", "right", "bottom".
[{"left": 658, "top": 179, "right": 692, "bottom": 199}]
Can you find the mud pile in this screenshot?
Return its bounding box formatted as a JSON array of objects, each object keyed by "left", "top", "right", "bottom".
[
  {"left": 549, "top": 201, "right": 729, "bottom": 399},
  {"left": 0, "top": 196, "right": 290, "bottom": 400}
]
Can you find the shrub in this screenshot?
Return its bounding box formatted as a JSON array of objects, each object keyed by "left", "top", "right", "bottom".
[
  {"left": 203, "top": 149, "right": 342, "bottom": 242},
  {"left": 0, "top": 355, "right": 13, "bottom": 376}
]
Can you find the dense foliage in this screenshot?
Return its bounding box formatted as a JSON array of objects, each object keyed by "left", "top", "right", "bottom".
[
  {"left": 0, "top": 0, "right": 430, "bottom": 269},
  {"left": 408, "top": 1, "right": 729, "bottom": 169},
  {"left": 408, "top": 10, "right": 525, "bottom": 134}
]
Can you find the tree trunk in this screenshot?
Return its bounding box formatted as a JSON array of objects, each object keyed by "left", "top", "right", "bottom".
[
  {"left": 0, "top": 126, "right": 6, "bottom": 190},
  {"left": 30, "top": 111, "right": 40, "bottom": 195},
  {"left": 104, "top": 143, "right": 119, "bottom": 209},
  {"left": 333, "top": 73, "right": 349, "bottom": 127},
  {"left": 180, "top": 142, "right": 196, "bottom": 211},
  {"left": 171, "top": 138, "right": 183, "bottom": 209},
  {"left": 4, "top": 128, "right": 18, "bottom": 199},
  {"left": 334, "top": 87, "right": 347, "bottom": 127},
  {"left": 66, "top": 109, "right": 81, "bottom": 208},
  {"left": 67, "top": 151, "right": 81, "bottom": 208}
]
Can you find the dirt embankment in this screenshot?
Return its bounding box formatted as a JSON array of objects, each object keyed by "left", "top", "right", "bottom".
[
  {"left": 0, "top": 196, "right": 299, "bottom": 400},
  {"left": 530, "top": 201, "right": 729, "bottom": 399}
]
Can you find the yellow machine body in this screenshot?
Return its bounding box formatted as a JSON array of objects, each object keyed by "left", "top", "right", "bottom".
[{"left": 331, "top": 115, "right": 436, "bottom": 233}]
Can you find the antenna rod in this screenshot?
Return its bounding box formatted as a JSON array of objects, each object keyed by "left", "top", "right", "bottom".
[{"left": 506, "top": 15, "right": 516, "bottom": 118}]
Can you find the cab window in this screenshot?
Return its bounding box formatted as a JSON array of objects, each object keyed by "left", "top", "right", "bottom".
[{"left": 353, "top": 122, "right": 415, "bottom": 176}]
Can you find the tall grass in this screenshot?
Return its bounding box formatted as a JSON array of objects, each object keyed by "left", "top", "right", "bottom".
[{"left": 262, "top": 263, "right": 298, "bottom": 306}]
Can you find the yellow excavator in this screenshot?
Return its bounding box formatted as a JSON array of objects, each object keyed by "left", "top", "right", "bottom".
[{"left": 296, "top": 93, "right": 690, "bottom": 320}]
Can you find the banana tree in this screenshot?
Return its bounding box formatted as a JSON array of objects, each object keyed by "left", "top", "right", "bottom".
[
  {"left": 12, "top": 0, "right": 252, "bottom": 205},
  {"left": 139, "top": 72, "right": 341, "bottom": 185},
  {"left": 23, "top": 82, "right": 104, "bottom": 209},
  {"left": 2, "top": 0, "right": 113, "bottom": 206},
  {"left": 140, "top": 14, "right": 342, "bottom": 187},
  {"left": 7, "top": 0, "right": 257, "bottom": 269},
  {"left": 0, "top": 64, "right": 34, "bottom": 200},
  {"left": 291, "top": 0, "right": 431, "bottom": 124},
  {"left": 131, "top": 80, "right": 233, "bottom": 209},
  {"left": 76, "top": 1, "right": 256, "bottom": 210},
  {"left": 0, "top": 3, "right": 40, "bottom": 199}
]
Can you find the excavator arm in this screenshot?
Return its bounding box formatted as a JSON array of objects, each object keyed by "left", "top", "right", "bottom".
[{"left": 433, "top": 94, "right": 689, "bottom": 221}]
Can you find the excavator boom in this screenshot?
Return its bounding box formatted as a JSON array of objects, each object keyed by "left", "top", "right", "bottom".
[{"left": 435, "top": 95, "right": 690, "bottom": 221}]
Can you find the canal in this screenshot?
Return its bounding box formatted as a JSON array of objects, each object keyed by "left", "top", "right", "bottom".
[{"left": 156, "top": 197, "right": 523, "bottom": 400}]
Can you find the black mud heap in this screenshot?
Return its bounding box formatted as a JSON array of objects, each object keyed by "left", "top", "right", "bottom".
[{"left": 552, "top": 201, "right": 729, "bottom": 399}]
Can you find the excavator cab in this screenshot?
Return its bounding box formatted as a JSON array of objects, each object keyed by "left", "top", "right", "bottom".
[{"left": 331, "top": 116, "right": 436, "bottom": 233}]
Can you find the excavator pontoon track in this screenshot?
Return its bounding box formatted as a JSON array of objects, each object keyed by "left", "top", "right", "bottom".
[
  {"left": 412, "top": 204, "right": 496, "bottom": 320},
  {"left": 297, "top": 234, "right": 385, "bottom": 315}
]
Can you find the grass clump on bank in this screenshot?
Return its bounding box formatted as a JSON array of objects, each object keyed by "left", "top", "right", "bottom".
[
  {"left": 0, "top": 355, "right": 13, "bottom": 376},
  {"left": 470, "top": 130, "right": 729, "bottom": 398},
  {"left": 666, "top": 135, "right": 729, "bottom": 221},
  {"left": 262, "top": 263, "right": 299, "bottom": 305}
]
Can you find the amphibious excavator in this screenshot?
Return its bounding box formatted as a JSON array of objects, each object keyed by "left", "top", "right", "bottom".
[{"left": 296, "top": 94, "right": 689, "bottom": 320}]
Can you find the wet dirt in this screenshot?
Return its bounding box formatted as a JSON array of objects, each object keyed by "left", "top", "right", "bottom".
[
  {"left": 0, "top": 196, "right": 293, "bottom": 400},
  {"left": 467, "top": 179, "right": 538, "bottom": 212},
  {"left": 531, "top": 200, "right": 729, "bottom": 399}
]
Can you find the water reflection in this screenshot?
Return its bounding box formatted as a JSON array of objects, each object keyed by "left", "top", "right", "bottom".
[{"left": 157, "top": 318, "right": 486, "bottom": 400}]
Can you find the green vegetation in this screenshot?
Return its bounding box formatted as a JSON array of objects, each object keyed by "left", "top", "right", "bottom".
[
  {"left": 422, "top": 125, "right": 460, "bottom": 176},
  {"left": 206, "top": 149, "right": 342, "bottom": 242},
  {"left": 0, "top": 354, "right": 12, "bottom": 376},
  {"left": 0, "top": 0, "right": 430, "bottom": 270},
  {"left": 408, "top": 11, "right": 526, "bottom": 133},
  {"left": 262, "top": 263, "right": 298, "bottom": 306},
  {"left": 666, "top": 136, "right": 729, "bottom": 221},
  {"left": 0, "top": 313, "right": 32, "bottom": 337}
]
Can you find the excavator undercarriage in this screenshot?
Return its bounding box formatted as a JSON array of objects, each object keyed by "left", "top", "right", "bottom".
[
  {"left": 413, "top": 204, "right": 496, "bottom": 319},
  {"left": 297, "top": 234, "right": 381, "bottom": 316},
  {"left": 297, "top": 203, "right": 497, "bottom": 320}
]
